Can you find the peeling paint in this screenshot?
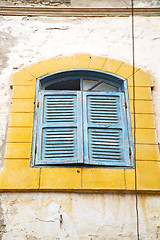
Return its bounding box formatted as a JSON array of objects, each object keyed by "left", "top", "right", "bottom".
[
  {"left": 0, "top": 196, "right": 6, "bottom": 240},
  {"left": 0, "top": 1, "right": 160, "bottom": 239},
  {"left": 26, "top": 236, "right": 38, "bottom": 240},
  {"left": 0, "top": 29, "right": 15, "bottom": 168},
  {"left": 0, "top": 0, "right": 160, "bottom": 7},
  {"left": 0, "top": 188, "right": 159, "bottom": 239},
  {"left": 0, "top": 0, "right": 71, "bottom": 7},
  {"left": 139, "top": 195, "right": 160, "bottom": 240}
]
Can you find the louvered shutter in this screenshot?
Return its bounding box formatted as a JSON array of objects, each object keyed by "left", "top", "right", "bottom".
[
  {"left": 35, "top": 91, "right": 83, "bottom": 165},
  {"left": 83, "top": 92, "right": 130, "bottom": 166}
]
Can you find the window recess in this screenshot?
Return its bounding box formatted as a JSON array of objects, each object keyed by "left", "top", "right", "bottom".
[{"left": 32, "top": 69, "right": 134, "bottom": 167}]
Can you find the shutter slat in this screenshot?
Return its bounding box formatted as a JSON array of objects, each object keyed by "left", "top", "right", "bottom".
[
  {"left": 44, "top": 95, "right": 77, "bottom": 124},
  {"left": 42, "top": 127, "right": 78, "bottom": 163},
  {"left": 83, "top": 92, "right": 128, "bottom": 166},
  {"left": 89, "top": 128, "right": 122, "bottom": 162},
  {"left": 36, "top": 92, "right": 83, "bottom": 165},
  {"left": 88, "top": 95, "right": 119, "bottom": 125}
]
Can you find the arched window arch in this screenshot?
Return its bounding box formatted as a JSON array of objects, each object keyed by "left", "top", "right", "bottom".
[{"left": 32, "top": 69, "right": 134, "bottom": 167}]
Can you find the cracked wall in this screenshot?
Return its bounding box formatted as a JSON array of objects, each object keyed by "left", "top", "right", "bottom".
[
  {"left": 1, "top": 15, "right": 160, "bottom": 167},
  {"left": 0, "top": 4, "right": 160, "bottom": 240},
  {"left": 0, "top": 193, "right": 160, "bottom": 240}
]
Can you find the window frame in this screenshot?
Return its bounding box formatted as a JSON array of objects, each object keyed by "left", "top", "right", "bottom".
[{"left": 31, "top": 69, "right": 134, "bottom": 168}]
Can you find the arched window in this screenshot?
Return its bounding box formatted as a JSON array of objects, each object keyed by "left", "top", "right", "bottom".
[{"left": 32, "top": 69, "right": 134, "bottom": 167}]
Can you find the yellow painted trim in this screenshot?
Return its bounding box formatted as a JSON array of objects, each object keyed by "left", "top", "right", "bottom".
[
  {"left": 128, "top": 87, "right": 152, "bottom": 100},
  {"left": 89, "top": 56, "right": 107, "bottom": 70},
  {"left": 116, "top": 62, "right": 139, "bottom": 79},
  {"left": 74, "top": 53, "right": 91, "bottom": 68},
  {"left": 125, "top": 169, "right": 135, "bottom": 190},
  {"left": 128, "top": 69, "right": 153, "bottom": 87},
  {"left": 24, "top": 62, "right": 48, "bottom": 78},
  {"left": 7, "top": 128, "right": 33, "bottom": 143},
  {"left": 136, "top": 129, "right": 157, "bottom": 144},
  {"left": 5, "top": 143, "right": 32, "bottom": 159},
  {"left": 137, "top": 161, "right": 160, "bottom": 190},
  {"left": 9, "top": 113, "right": 34, "bottom": 127},
  {"left": 103, "top": 58, "right": 124, "bottom": 73},
  {"left": 0, "top": 160, "right": 39, "bottom": 190},
  {"left": 11, "top": 69, "right": 36, "bottom": 86},
  {"left": 10, "top": 99, "right": 34, "bottom": 113},
  {"left": 131, "top": 114, "right": 155, "bottom": 129},
  {"left": 40, "top": 58, "right": 60, "bottom": 74},
  {"left": 56, "top": 56, "right": 74, "bottom": 70},
  {"left": 131, "top": 129, "right": 157, "bottom": 145},
  {"left": 82, "top": 168, "right": 125, "bottom": 190},
  {"left": 40, "top": 168, "right": 81, "bottom": 190},
  {"left": 12, "top": 86, "right": 36, "bottom": 99},
  {"left": 136, "top": 144, "right": 159, "bottom": 161},
  {"left": 2, "top": 54, "right": 159, "bottom": 191},
  {"left": 129, "top": 100, "right": 153, "bottom": 114}
]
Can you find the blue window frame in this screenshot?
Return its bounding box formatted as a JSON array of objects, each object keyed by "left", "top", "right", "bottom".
[{"left": 31, "top": 69, "right": 134, "bottom": 168}]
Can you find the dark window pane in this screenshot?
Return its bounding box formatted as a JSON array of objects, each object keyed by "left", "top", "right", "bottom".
[{"left": 45, "top": 79, "right": 80, "bottom": 90}]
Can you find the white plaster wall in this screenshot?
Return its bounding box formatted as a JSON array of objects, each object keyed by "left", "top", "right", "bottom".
[
  {"left": 0, "top": 16, "right": 160, "bottom": 165},
  {"left": 1, "top": 0, "right": 160, "bottom": 7},
  {"left": 0, "top": 14, "right": 160, "bottom": 240},
  {"left": 0, "top": 193, "right": 159, "bottom": 240},
  {"left": 71, "top": 0, "right": 160, "bottom": 8}
]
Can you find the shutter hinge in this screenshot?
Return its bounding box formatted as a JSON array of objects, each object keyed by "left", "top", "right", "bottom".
[
  {"left": 35, "top": 145, "right": 37, "bottom": 154},
  {"left": 125, "top": 102, "right": 127, "bottom": 109},
  {"left": 129, "top": 148, "right": 131, "bottom": 157},
  {"left": 37, "top": 102, "right": 39, "bottom": 108}
]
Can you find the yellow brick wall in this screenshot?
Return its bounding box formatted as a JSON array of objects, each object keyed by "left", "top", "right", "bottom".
[{"left": 1, "top": 54, "right": 160, "bottom": 191}]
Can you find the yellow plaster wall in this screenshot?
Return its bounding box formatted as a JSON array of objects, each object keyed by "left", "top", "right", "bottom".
[{"left": 1, "top": 54, "right": 160, "bottom": 191}]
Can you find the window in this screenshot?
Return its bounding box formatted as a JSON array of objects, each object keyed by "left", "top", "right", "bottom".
[{"left": 32, "top": 69, "right": 134, "bottom": 167}]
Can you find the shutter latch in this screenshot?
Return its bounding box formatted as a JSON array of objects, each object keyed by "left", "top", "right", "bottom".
[
  {"left": 37, "top": 102, "right": 39, "bottom": 108},
  {"left": 125, "top": 102, "right": 127, "bottom": 109}
]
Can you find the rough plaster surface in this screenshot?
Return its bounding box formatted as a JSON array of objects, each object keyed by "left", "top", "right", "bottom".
[
  {"left": 0, "top": 28, "right": 14, "bottom": 167},
  {"left": 0, "top": 14, "right": 160, "bottom": 240},
  {"left": 0, "top": 193, "right": 159, "bottom": 240},
  {"left": 0, "top": 197, "right": 6, "bottom": 240},
  {"left": 0, "top": 0, "right": 70, "bottom": 7},
  {"left": 0, "top": 0, "right": 160, "bottom": 7},
  {"left": 0, "top": 16, "right": 160, "bottom": 164}
]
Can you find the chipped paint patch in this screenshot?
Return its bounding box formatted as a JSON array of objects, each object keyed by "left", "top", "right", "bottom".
[{"left": 0, "top": 196, "right": 6, "bottom": 240}]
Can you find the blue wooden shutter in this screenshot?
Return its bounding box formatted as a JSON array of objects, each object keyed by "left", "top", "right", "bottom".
[
  {"left": 35, "top": 91, "right": 83, "bottom": 165},
  {"left": 83, "top": 92, "right": 130, "bottom": 166}
]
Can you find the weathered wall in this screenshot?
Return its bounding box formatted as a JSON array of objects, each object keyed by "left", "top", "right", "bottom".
[
  {"left": 0, "top": 4, "right": 160, "bottom": 239},
  {"left": 0, "top": 193, "right": 159, "bottom": 240},
  {"left": 0, "top": 0, "right": 160, "bottom": 7},
  {"left": 1, "top": 16, "right": 160, "bottom": 166}
]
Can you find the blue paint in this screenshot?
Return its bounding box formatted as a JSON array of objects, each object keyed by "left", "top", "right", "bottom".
[
  {"left": 83, "top": 92, "right": 131, "bottom": 166},
  {"left": 31, "top": 69, "right": 134, "bottom": 168},
  {"left": 35, "top": 91, "right": 83, "bottom": 165}
]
